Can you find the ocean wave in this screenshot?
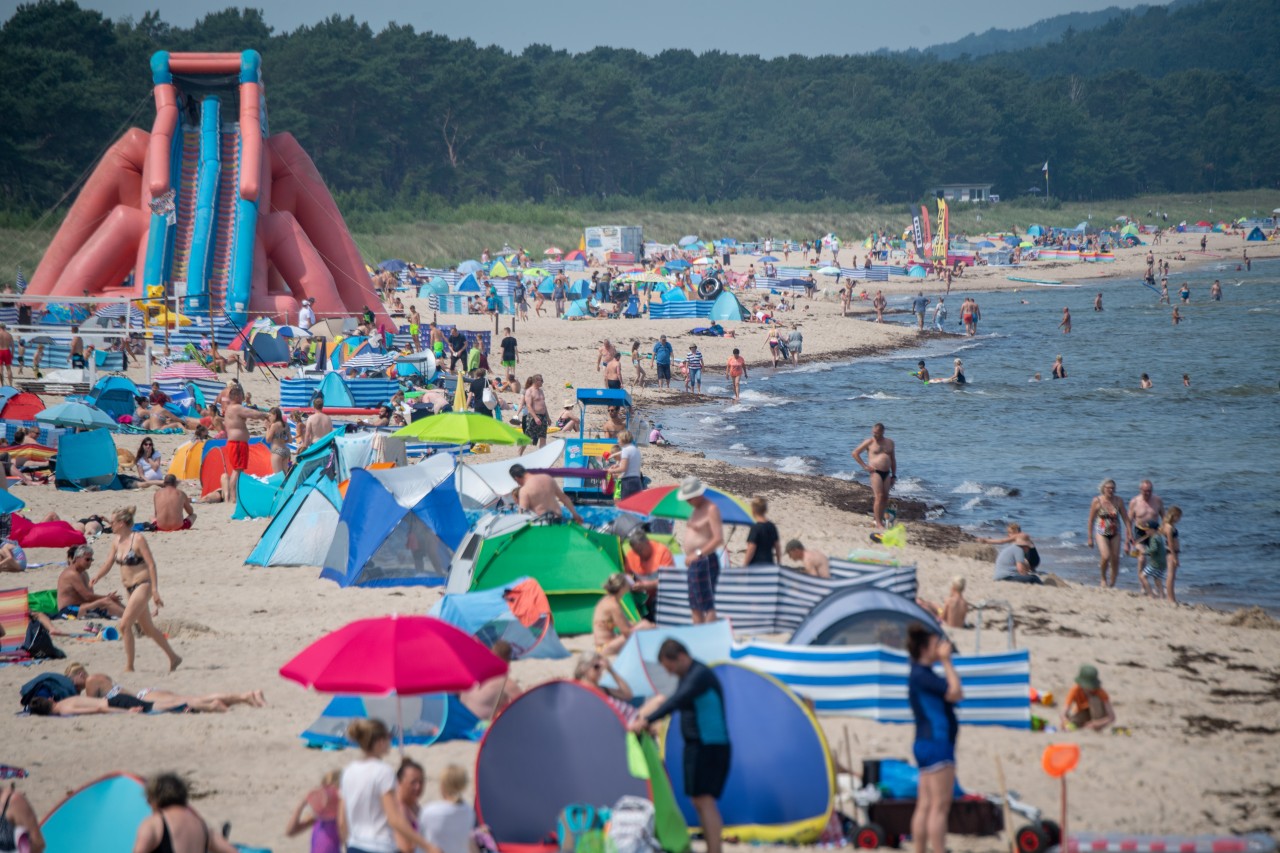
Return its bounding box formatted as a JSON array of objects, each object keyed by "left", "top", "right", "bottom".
[
  {"left": 775, "top": 455, "right": 812, "bottom": 474},
  {"left": 892, "top": 476, "right": 927, "bottom": 495},
  {"left": 832, "top": 469, "right": 859, "bottom": 481},
  {"left": 788, "top": 361, "right": 836, "bottom": 375},
  {"left": 952, "top": 480, "right": 1014, "bottom": 497},
  {"left": 698, "top": 415, "right": 721, "bottom": 424},
  {"left": 722, "top": 403, "right": 751, "bottom": 413},
  {"left": 738, "top": 389, "right": 789, "bottom": 406},
  {"left": 729, "top": 442, "right": 749, "bottom": 452},
  {"left": 849, "top": 391, "right": 902, "bottom": 401},
  {"left": 961, "top": 496, "right": 983, "bottom": 511}
]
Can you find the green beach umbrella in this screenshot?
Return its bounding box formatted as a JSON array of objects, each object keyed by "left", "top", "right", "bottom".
[{"left": 393, "top": 412, "right": 530, "bottom": 445}]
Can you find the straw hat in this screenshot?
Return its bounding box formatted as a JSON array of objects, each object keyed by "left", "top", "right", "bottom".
[
  {"left": 677, "top": 476, "right": 706, "bottom": 501},
  {"left": 562, "top": 400, "right": 574, "bottom": 409}
]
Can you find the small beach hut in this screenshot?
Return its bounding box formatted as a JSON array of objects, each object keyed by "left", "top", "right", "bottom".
[
  {"left": 662, "top": 663, "right": 834, "bottom": 843},
  {"left": 475, "top": 680, "right": 688, "bottom": 853}
]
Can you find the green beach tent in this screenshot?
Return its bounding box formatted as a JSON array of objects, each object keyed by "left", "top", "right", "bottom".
[{"left": 460, "top": 524, "right": 631, "bottom": 635}]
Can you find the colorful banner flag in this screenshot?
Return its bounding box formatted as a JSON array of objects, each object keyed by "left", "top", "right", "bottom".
[
  {"left": 932, "top": 197, "right": 949, "bottom": 263},
  {"left": 920, "top": 205, "right": 932, "bottom": 261},
  {"left": 910, "top": 209, "right": 925, "bottom": 259}
]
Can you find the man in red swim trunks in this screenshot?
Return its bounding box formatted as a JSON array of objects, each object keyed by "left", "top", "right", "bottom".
[
  {"left": 0, "top": 323, "right": 14, "bottom": 386},
  {"left": 152, "top": 475, "right": 196, "bottom": 532},
  {"left": 223, "top": 384, "right": 267, "bottom": 506}
]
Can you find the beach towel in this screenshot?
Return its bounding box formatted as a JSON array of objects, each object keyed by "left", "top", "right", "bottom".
[
  {"left": 0, "top": 587, "right": 30, "bottom": 661},
  {"left": 116, "top": 424, "right": 184, "bottom": 436}
]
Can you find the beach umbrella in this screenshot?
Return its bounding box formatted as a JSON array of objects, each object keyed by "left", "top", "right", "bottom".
[
  {"left": 393, "top": 412, "right": 530, "bottom": 445},
  {"left": 275, "top": 325, "right": 312, "bottom": 338},
  {"left": 458, "top": 260, "right": 483, "bottom": 274},
  {"left": 378, "top": 259, "right": 409, "bottom": 272},
  {"left": 280, "top": 614, "right": 508, "bottom": 751},
  {"left": 758, "top": 255, "right": 779, "bottom": 262},
  {"left": 616, "top": 484, "right": 753, "bottom": 526},
  {"left": 342, "top": 351, "right": 395, "bottom": 372},
  {"left": 692, "top": 257, "right": 714, "bottom": 265},
  {"left": 678, "top": 235, "right": 699, "bottom": 247},
  {"left": 665, "top": 259, "right": 690, "bottom": 271},
  {"left": 543, "top": 247, "right": 563, "bottom": 256},
  {"left": 818, "top": 266, "right": 840, "bottom": 275},
  {"left": 36, "top": 401, "right": 119, "bottom": 431},
  {"left": 523, "top": 268, "right": 549, "bottom": 278},
  {"left": 453, "top": 372, "right": 467, "bottom": 412},
  {"left": 154, "top": 363, "right": 216, "bottom": 381}
]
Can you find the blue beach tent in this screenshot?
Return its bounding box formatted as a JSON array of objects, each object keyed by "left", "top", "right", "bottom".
[
  {"left": 321, "top": 455, "right": 467, "bottom": 587},
  {"left": 41, "top": 773, "right": 152, "bottom": 853},
  {"left": 301, "top": 693, "right": 482, "bottom": 749},
  {"left": 247, "top": 474, "right": 343, "bottom": 567},
  {"left": 708, "top": 291, "right": 748, "bottom": 322},
  {"left": 318, "top": 372, "right": 357, "bottom": 408},
  {"left": 55, "top": 428, "right": 122, "bottom": 491},
  {"left": 88, "top": 376, "right": 139, "bottom": 421}
]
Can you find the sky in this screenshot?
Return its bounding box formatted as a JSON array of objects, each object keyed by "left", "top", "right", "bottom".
[{"left": 2, "top": 0, "right": 1159, "bottom": 56}]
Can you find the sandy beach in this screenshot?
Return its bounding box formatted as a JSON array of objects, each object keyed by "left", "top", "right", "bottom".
[{"left": 4, "top": 230, "right": 1280, "bottom": 849}]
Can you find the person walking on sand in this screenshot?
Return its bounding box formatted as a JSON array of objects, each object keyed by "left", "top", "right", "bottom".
[
  {"left": 630, "top": 640, "right": 730, "bottom": 853},
  {"left": 1058, "top": 307, "right": 1071, "bottom": 334},
  {"left": 907, "top": 624, "right": 962, "bottom": 853},
  {"left": 678, "top": 477, "right": 725, "bottom": 624},
  {"left": 630, "top": 339, "right": 647, "bottom": 387},
  {"left": 0, "top": 323, "right": 14, "bottom": 387},
  {"left": 519, "top": 375, "right": 549, "bottom": 454},
  {"left": 685, "top": 344, "right": 704, "bottom": 394},
  {"left": 90, "top": 506, "right": 181, "bottom": 673},
  {"left": 1087, "top": 479, "right": 1129, "bottom": 588},
  {"left": 726, "top": 348, "right": 747, "bottom": 402},
  {"left": 224, "top": 384, "right": 267, "bottom": 506},
  {"left": 1128, "top": 480, "right": 1164, "bottom": 595},
  {"left": 873, "top": 290, "right": 887, "bottom": 323},
  {"left": 852, "top": 423, "right": 896, "bottom": 530}
]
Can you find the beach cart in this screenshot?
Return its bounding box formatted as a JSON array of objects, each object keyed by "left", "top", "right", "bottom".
[{"left": 562, "top": 387, "right": 633, "bottom": 504}]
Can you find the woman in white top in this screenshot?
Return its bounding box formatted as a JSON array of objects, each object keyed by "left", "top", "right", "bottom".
[
  {"left": 339, "top": 719, "right": 439, "bottom": 853},
  {"left": 134, "top": 438, "right": 165, "bottom": 485},
  {"left": 419, "top": 765, "right": 477, "bottom": 853},
  {"left": 605, "top": 430, "right": 643, "bottom": 502}
]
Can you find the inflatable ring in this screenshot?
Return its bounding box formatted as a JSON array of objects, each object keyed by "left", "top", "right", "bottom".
[{"left": 698, "top": 277, "right": 723, "bottom": 299}]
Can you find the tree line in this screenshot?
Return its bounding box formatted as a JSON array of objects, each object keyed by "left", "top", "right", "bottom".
[{"left": 1, "top": 0, "right": 1277, "bottom": 219}]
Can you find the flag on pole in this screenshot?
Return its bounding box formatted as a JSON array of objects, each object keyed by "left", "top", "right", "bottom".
[
  {"left": 15, "top": 267, "right": 27, "bottom": 294},
  {"left": 1042, "top": 161, "right": 1050, "bottom": 173}
]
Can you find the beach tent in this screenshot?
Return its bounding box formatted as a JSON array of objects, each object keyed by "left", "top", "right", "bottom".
[
  {"left": 432, "top": 577, "right": 570, "bottom": 660},
  {"left": 321, "top": 455, "right": 468, "bottom": 587},
  {"left": 457, "top": 273, "right": 481, "bottom": 292},
  {"left": 54, "top": 428, "right": 122, "bottom": 491},
  {"left": 562, "top": 299, "right": 590, "bottom": 318},
  {"left": 244, "top": 328, "right": 291, "bottom": 364},
  {"left": 604, "top": 621, "right": 734, "bottom": 699},
  {"left": 450, "top": 521, "right": 627, "bottom": 635},
  {"left": 490, "top": 261, "right": 510, "bottom": 278},
  {"left": 475, "top": 680, "right": 688, "bottom": 853},
  {"left": 420, "top": 276, "right": 450, "bottom": 296},
  {"left": 457, "top": 439, "right": 564, "bottom": 508},
  {"left": 247, "top": 474, "right": 343, "bottom": 567},
  {"left": 232, "top": 470, "right": 286, "bottom": 519},
  {"left": 87, "top": 376, "right": 139, "bottom": 422},
  {"left": 907, "top": 265, "right": 927, "bottom": 278},
  {"left": 40, "top": 772, "right": 151, "bottom": 853},
  {"left": 1246, "top": 226, "right": 1267, "bottom": 241},
  {"left": 318, "top": 372, "right": 357, "bottom": 408},
  {"left": 268, "top": 430, "right": 340, "bottom": 516},
  {"left": 708, "top": 291, "right": 748, "bottom": 322},
  {"left": 301, "top": 693, "right": 482, "bottom": 749},
  {"left": 0, "top": 388, "right": 44, "bottom": 421},
  {"left": 1026, "top": 225, "right": 1045, "bottom": 237},
  {"left": 166, "top": 439, "right": 207, "bottom": 480},
  {"left": 663, "top": 663, "right": 834, "bottom": 843},
  {"left": 790, "top": 588, "right": 941, "bottom": 647},
  {"left": 198, "top": 438, "right": 272, "bottom": 498}
]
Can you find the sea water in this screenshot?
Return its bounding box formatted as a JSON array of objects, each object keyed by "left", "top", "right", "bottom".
[{"left": 662, "top": 260, "right": 1280, "bottom": 612}]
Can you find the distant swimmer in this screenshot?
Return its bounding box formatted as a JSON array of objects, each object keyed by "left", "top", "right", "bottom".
[
  {"left": 1179, "top": 283, "right": 1190, "bottom": 303},
  {"left": 1172, "top": 306, "right": 1181, "bottom": 325},
  {"left": 1094, "top": 292, "right": 1104, "bottom": 311},
  {"left": 931, "top": 358, "right": 966, "bottom": 385},
  {"left": 1243, "top": 248, "right": 1251, "bottom": 271},
  {"left": 1183, "top": 374, "right": 1191, "bottom": 387},
  {"left": 912, "top": 360, "right": 930, "bottom": 382},
  {"left": 1059, "top": 307, "right": 1072, "bottom": 334},
  {"left": 1031, "top": 373, "right": 1042, "bottom": 382},
  {"left": 1140, "top": 373, "right": 1153, "bottom": 389},
  {"left": 1210, "top": 280, "right": 1222, "bottom": 301},
  {"left": 1160, "top": 282, "right": 1169, "bottom": 304},
  {"left": 1052, "top": 355, "right": 1066, "bottom": 379}
]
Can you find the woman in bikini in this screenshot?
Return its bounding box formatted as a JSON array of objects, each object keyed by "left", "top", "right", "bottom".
[
  {"left": 590, "top": 573, "right": 654, "bottom": 655},
  {"left": 265, "top": 407, "right": 291, "bottom": 474},
  {"left": 90, "top": 506, "right": 181, "bottom": 673},
  {"left": 1087, "top": 479, "right": 1130, "bottom": 588},
  {"left": 133, "top": 774, "right": 237, "bottom": 853}
]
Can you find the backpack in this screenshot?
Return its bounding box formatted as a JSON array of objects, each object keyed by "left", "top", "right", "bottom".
[
  {"left": 22, "top": 621, "right": 65, "bottom": 660},
  {"left": 557, "top": 803, "right": 609, "bottom": 853},
  {"left": 606, "top": 796, "right": 660, "bottom": 853}
]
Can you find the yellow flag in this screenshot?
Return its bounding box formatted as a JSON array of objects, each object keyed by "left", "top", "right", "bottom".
[{"left": 454, "top": 371, "right": 467, "bottom": 411}]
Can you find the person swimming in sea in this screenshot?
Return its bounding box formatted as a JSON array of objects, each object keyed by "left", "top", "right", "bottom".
[{"left": 912, "top": 360, "right": 930, "bottom": 382}]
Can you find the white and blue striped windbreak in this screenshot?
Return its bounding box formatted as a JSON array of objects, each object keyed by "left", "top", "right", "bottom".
[
  {"left": 730, "top": 641, "right": 1031, "bottom": 729},
  {"left": 647, "top": 301, "right": 714, "bottom": 320},
  {"left": 655, "top": 559, "right": 918, "bottom": 633}
]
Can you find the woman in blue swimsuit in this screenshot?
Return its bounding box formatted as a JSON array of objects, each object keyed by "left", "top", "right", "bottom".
[{"left": 907, "top": 624, "right": 963, "bottom": 853}]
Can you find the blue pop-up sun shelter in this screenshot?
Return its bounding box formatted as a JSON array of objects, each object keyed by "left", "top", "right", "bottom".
[
  {"left": 246, "top": 474, "right": 343, "bottom": 567},
  {"left": 708, "top": 291, "right": 748, "bottom": 321},
  {"left": 321, "top": 455, "right": 468, "bottom": 587},
  {"left": 55, "top": 428, "right": 123, "bottom": 491},
  {"left": 86, "top": 376, "right": 139, "bottom": 422},
  {"left": 300, "top": 693, "right": 482, "bottom": 749},
  {"left": 41, "top": 772, "right": 151, "bottom": 853}
]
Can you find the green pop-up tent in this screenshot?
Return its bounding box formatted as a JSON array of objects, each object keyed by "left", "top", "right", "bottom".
[{"left": 456, "top": 523, "right": 632, "bottom": 635}]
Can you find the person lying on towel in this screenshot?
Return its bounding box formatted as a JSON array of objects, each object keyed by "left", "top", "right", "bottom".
[{"left": 688, "top": 323, "right": 726, "bottom": 337}]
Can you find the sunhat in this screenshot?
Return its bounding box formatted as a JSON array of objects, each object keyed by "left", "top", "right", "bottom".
[
  {"left": 1075, "top": 664, "right": 1101, "bottom": 690},
  {"left": 677, "top": 476, "right": 706, "bottom": 501}
]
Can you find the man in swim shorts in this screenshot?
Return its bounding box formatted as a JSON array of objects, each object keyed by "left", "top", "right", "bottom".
[
  {"left": 222, "top": 385, "right": 267, "bottom": 506},
  {"left": 0, "top": 323, "right": 14, "bottom": 386},
  {"left": 679, "top": 477, "right": 724, "bottom": 623},
  {"left": 153, "top": 475, "right": 196, "bottom": 532},
  {"left": 1127, "top": 480, "right": 1164, "bottom": 582},
  {"left": 852, "top": 423, "right": 897, "bottom": 530}
]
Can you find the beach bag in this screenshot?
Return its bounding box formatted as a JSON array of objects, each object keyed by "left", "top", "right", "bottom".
[
  {"left": 482, "top": 387, "right": 499, "bottom": 410},
  {"left": 607, "top": 796, "right": 660, "bottom": 853},
  {"left": 557, "top": 804, "right": 608, "bottom": 853},
  {"left": 21, "top": 621, "right": 64, "bottom": 660}
]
